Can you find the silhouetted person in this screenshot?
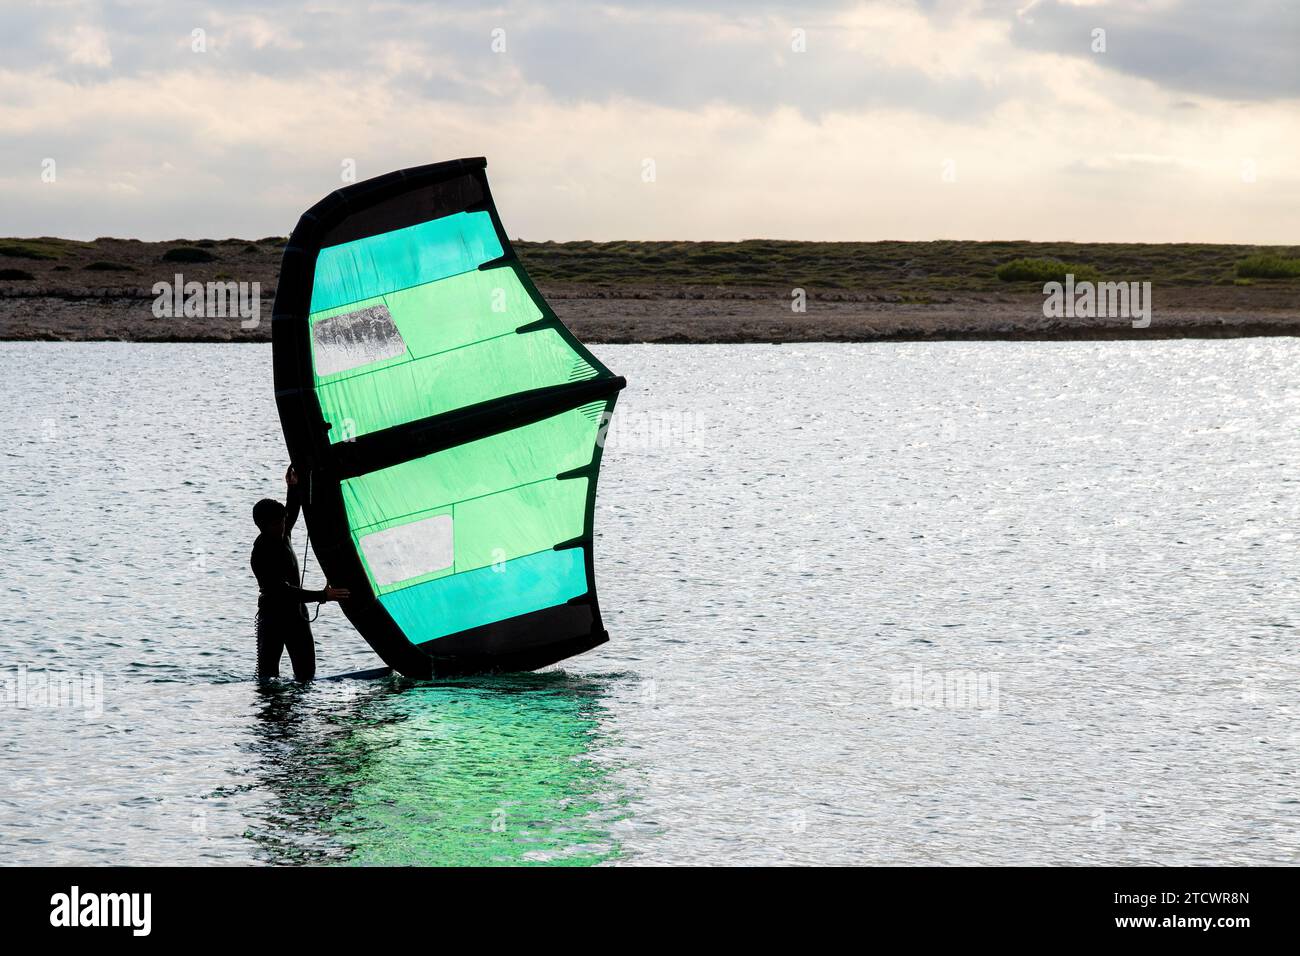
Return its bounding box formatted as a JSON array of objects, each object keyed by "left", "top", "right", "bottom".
[{"left": 251, "top": 466, "right": 349, "bottom": 681}]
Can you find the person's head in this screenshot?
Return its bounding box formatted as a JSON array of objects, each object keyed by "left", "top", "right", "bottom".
[{"left": 253, "top": 498, "right": 286, "bottom": 537}]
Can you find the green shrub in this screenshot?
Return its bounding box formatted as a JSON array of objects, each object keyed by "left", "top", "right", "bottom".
[
  {"left": 162, "top": 246, "right": 217, "bottom": 263},
  {"left": 996, "top": 257, "right": 1100, "bottom": 283},
  {"left": 1237, "top": 254, "right": 1300, "bottom": 279},
  {"left": 0, "top": 240, "right": 62, "bottom": 260}
]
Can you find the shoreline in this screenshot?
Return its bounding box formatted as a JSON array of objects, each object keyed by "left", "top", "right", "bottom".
[
  {"left": 2, "top": 287, "right": 1296, "bottom": 344},
  {"left": 1, "top": 237, "right": 1296, "bottom": 343}
]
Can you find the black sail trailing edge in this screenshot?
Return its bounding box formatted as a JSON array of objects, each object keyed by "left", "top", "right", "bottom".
[{"left": 272, "top": 158, "right": 625, "bottom": 678}]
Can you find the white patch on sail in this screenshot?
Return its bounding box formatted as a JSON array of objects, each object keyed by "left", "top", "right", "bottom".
[
  {"left": 359, "top": 514, "right": 454, "bottom": 586},
  {"left": 312, "top": 304, "right": 406, "bottom": 376}
]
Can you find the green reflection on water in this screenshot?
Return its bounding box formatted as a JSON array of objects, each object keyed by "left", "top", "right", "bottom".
[{"left": 241, "top": 672, "right": 629, "bottom": 865}]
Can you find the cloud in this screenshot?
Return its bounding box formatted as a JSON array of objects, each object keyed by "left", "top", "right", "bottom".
[
  {"left": 52, "top": 22, "right": 113, "bottom": 68},
  {"left": 1010, "top": 0, "right": 1300, "bottom": 100},
  {"left": 0, "top": 0, "right": 1295, "bottom": 242}
]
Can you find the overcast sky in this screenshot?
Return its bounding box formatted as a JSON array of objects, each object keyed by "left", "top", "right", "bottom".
[{"left": 2, "top": 0, "right": 1296, "bottom": 242}]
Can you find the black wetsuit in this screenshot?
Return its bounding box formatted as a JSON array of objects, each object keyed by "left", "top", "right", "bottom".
[{"left": 250, "top": 486, "right": 324, "bottom": 681}]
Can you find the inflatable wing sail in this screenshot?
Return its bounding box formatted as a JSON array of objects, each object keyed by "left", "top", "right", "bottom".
[{"left": 272, "top": 158, "right": 625, "bottom": 677}]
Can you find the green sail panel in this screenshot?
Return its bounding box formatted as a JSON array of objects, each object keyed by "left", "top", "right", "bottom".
[
  {"left": 308, "top": 266, "right": 598, "bottom": 442},
  {"left": 379, "top": 548, "right": 589, "bottom": 644},
  {"left": 272, "top": 158, "right": 624, "bottom": 678},
  {"left": 340, "top": 407, "right": 599, "bottom": 598},
  {"left": 309, "top": 211, "right": 503, "bottom": 313}
]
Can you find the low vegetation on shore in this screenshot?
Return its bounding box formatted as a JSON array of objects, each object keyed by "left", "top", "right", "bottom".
[
  {"left": 994, "top": 258, "right": 1101, "bottom": 284},
  {"left": 0, "top": 236, "right": 1296, "bottom": 293},
  {"left": 515, "top": 239, "right": 1300, "bottom": 290},
  {"left": 1236, "top": 253, "right": 1300, "bottom": 279}
]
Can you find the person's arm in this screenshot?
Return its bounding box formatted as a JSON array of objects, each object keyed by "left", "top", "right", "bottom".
[
  {"left": 251, "top": 538, "right": 327, "bottom": 604},
  {"left": 284, "top": 465, "right": 301, "bottom": 539}
]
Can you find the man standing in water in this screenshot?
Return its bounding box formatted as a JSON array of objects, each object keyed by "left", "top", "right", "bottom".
[{"left": 250, "top": 465, "right": 349, "bottom": 681}]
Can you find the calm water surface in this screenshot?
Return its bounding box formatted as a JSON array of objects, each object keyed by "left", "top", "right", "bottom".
[{"left": 0, "top": 340, "right": 1296, "bottom": 865}]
